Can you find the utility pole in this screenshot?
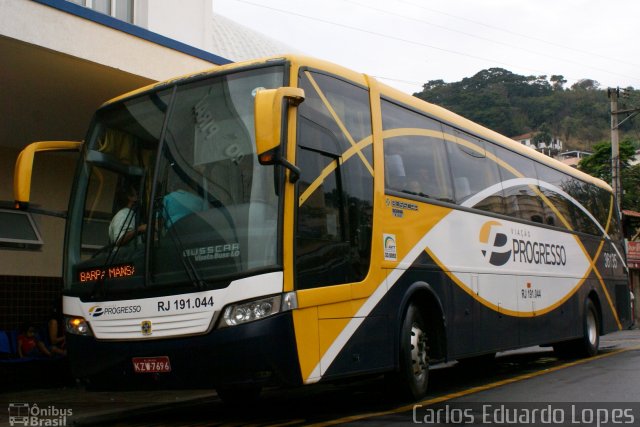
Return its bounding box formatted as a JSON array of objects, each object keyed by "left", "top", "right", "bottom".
[
  {"left": 609, "top": 87, "right": 640, "bottom": 210},
  {"left": 609, "top": 87, "right": 621, "bottom": 209}
]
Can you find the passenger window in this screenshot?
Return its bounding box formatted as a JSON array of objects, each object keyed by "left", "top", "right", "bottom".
[
  {"left": 493, "top": 146, "right": 546, "bottom": 223},
  {"left": 564, "top": 178, "right": 600, "bottom": 235},
  {"left": 535, "top": 162, "right": 600, "bottom": 235},
  {"left": 444, "top": 127, "right": 503, "bottom": 213},
  {"left": 383, "top": 135, "right": 453, "bottom": 202},
  {"left": 381, "top": 101, "right": 453, "bottom": 202}
]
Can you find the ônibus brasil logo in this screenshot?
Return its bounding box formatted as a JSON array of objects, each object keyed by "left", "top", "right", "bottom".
[{"left": 479, "top": 221, "right": 511, "bottom": 266}]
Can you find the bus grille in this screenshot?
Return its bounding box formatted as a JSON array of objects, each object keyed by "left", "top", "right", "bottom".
[{"left": 89, "top": 311, "right": 215, "bottom": 340}]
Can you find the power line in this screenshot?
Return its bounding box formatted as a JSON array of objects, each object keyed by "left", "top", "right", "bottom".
[
  {"left": 220, "top": 0, "right": 639, "bottom": 89},
  {"left": 398, "top": 0, "right": 640, "bottom": 69},
  {"left": 225, "top": 0, "right": 573, "bottom": 80},
  {"left": 346, "top": 0, "right": 640, "bottom": 83}
]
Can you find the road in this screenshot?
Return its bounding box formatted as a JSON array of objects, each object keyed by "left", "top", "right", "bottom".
[{"left": 2, "top": 330, "right": 639, "bottom": 426}]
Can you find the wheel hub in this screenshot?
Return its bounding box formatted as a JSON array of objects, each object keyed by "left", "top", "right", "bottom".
[
  {"left": 586, "top": 309, "right": 597, "bottom": 346},
  {"left": 410, "top": 323, "right": 428, "bottom": 378}
]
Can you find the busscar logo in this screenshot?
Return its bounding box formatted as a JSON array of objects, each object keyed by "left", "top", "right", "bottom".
[{"left": 479, "top": 221, "right": 511, "bottom": 266}]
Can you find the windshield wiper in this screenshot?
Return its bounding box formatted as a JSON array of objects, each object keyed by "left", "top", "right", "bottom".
[
  {"left": 156, "top": 199, "right": 207, "bottom": 290},
  {"left": 90, "top": 203, "right": 139, "bottom": 298}
]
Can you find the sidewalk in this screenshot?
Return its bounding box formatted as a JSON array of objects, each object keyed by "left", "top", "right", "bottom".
[
  {"left": 1, "top": 329, "right": 638, "bottom": 426},
  {"left": 0, "top": 358, "right": 217, "bottom": 426}
]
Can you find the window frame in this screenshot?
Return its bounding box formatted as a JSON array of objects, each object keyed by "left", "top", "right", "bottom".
[
  {"left": 68, "top": 0, "right": 134, "bottom": 23},
  {"left": 293, "top": 68, "right": 375, "bottom": 290}
]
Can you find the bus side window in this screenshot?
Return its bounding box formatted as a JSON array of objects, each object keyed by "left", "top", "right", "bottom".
[
  {"left": 454, "top": 177, "right": 471, "bottom": 200},
  {"left": 564, "top": 177, "right": 600, "bottom": 235},
  {"left": 493, "top": 145, "right": 548, "bottom": 224},
  {"left": 381, "top": 100, "right": 453, "bottom": 202},
  {"left": 384, "top": 153, "right": 407, "bottom": 191},
  {"left": 445, "top": 128, "right": 504, "bottom": 214}
]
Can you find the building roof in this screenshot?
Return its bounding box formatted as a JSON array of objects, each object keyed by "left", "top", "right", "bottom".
[
  {"left": 210, "top": 13, "right": 300, "bottom": 61},
  {"left": 623, "top": 210, "right": 640, "bottom": 218},
  {"left": 512, "top": 132, "right": 536, "bottom": 141},
  {"left": 558, "top": 157, "right": 581, "bottom": 167}
]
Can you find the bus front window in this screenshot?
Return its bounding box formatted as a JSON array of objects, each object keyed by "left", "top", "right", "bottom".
[
  {"left": 66, "top": 66, "right": 284, "bottom": 293},
  {"left": 68, "top": 91, "right": 170, "bottom": 292},
  {"left": 151, "top": 67, "right": 283, "bottom": 287}
]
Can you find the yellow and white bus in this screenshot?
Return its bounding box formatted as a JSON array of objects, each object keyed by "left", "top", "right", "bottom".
[{"left": 19, "top": 55, "right": 630, "bottom": 400}]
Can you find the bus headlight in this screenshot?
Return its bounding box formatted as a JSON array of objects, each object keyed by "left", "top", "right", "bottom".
[
  {"left": 220, "top": 292, "right": 297, "bottom": 327},
  {"left": 65, "top": 316, "right": 93, "bottom": 336}
]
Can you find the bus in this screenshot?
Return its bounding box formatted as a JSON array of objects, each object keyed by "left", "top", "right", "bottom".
[{"left": 15, "top": 55, "right": 631, "bottom": 401}]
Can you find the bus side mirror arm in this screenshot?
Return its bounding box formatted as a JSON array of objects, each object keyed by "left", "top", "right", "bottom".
[
  {"left": 14, "top": 141, "right": 82, "bottom": 209},
  {"left": 279, "top": 157, "right": 301, "bottom": 184},
  {"left": 254, "top": 87, "right": 305, "bottom": 184}
]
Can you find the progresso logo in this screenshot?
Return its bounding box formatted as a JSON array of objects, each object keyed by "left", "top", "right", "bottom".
[
  {"left": 479, "top": 221, "right": 511, "bottom": 266},
  {"left": 88, "top": 305, "right": 142, "bottom": 318},
  {"left": 479, "top": 221, "right": 568, "bottom": 268},
  {"left": 88, "top": 306, "right": 104, "bottom": 318}
]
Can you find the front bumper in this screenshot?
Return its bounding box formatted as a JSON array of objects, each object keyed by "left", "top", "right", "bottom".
[{"left": 67, "top": 312, "right": 301, "bottom": 390}]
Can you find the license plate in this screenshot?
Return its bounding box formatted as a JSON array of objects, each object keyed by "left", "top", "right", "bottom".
[{"left": 132, "top": 356, "right": 171, "bottom": 373}]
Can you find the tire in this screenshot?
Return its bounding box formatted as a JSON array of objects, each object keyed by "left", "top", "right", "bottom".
[
  {"left": 554, "top": 299, "right": 599, "bottom": 358},
  {"left": 580, "top": 299, "right": 600, "bottom": 357},
  {"left": 393, "top": 303, "right": 429, "bottom": 401}
]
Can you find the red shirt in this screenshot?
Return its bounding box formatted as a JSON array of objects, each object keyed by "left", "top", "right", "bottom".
[{"left": 18, "top": 335, "right": 37, "bottom": 357}]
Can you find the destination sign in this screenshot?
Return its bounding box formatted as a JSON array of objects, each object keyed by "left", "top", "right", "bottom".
[{"left": 78, "top": 264, "right": 136, "bottom": 283}]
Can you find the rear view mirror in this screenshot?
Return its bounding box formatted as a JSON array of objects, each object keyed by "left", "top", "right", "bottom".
[
  {"left": 14, "top": 141, "right": 82, "bottom": 209},
  {"left": 254, "top": 87, "right": 304, "bottom": 182}
]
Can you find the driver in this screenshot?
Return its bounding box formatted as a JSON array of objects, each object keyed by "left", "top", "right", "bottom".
[{"left": 108, "top": 185, "right": 147, "bottom": 246}]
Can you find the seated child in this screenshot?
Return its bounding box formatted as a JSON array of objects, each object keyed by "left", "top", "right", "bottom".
[{"left": 17, "top": 325, "right": 52, "bottom": 358}]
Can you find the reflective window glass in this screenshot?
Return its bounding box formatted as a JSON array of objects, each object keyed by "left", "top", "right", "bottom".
[
  {"left": 382, "top": 100, "right": 453, "bottom": 203},
  {"left": 295, "top": 70, "right": 374, "bottom": 289},
  {"left": 444, "top": 127, "right": 503, "bottom": 212}
]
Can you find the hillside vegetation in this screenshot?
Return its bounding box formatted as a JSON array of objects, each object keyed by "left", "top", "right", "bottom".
[{"left": 413, "top": 68, "right": 640, "bottom": 150}]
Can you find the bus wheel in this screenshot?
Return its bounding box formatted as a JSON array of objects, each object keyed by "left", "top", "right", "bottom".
[
  {"left": 554, "top": 299, "right": 599, "bottom": 358},
  {"left": 394, "top": 303, "right": 429, "bottom": 400},
  {"left": 580, "top": 299, "right": 600, "bottom": 357}
]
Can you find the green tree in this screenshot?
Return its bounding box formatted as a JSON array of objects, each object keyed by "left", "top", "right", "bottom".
[
  {"left": 550, "top": 75, "right": 567, "bottom": 91},
  {"left": 413, "top": 69, "right": 611, "bottom": 145},
  {"left": 578, "top": 139, "right": 639, "bottom": 210},
  {"left": 532, "top": 124, "right": 552, "bottom": 146},
  {"left": 622, "top": 165, "right": 640, "bottom": 212}
]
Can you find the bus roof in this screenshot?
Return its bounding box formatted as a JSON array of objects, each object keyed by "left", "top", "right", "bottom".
[{"left": 101, "top": 54, "right": 612, "bottom": 193}]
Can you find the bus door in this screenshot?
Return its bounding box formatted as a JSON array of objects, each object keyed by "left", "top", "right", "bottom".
[{"left": 291, "top": 69, "right": 379, "bottom": 382}]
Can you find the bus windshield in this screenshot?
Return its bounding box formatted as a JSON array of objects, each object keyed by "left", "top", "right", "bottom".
[{"left": 66, "top": 66, "right": 284, "bottom": 294}]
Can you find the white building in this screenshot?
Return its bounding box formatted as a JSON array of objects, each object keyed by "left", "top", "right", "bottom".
[
  {"left": 512, "top": 132, "right": 563, "bottom": 156},
  {"left": 557, "top": 150, "right": 592, "bottom": 168},
  {"left": 0, "top": 0, "right": 292, "bottom": 329}
]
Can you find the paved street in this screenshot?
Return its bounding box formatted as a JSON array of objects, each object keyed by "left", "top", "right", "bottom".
[{"left": 1, "top": 330, "right": 639, "bottom": 426}]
